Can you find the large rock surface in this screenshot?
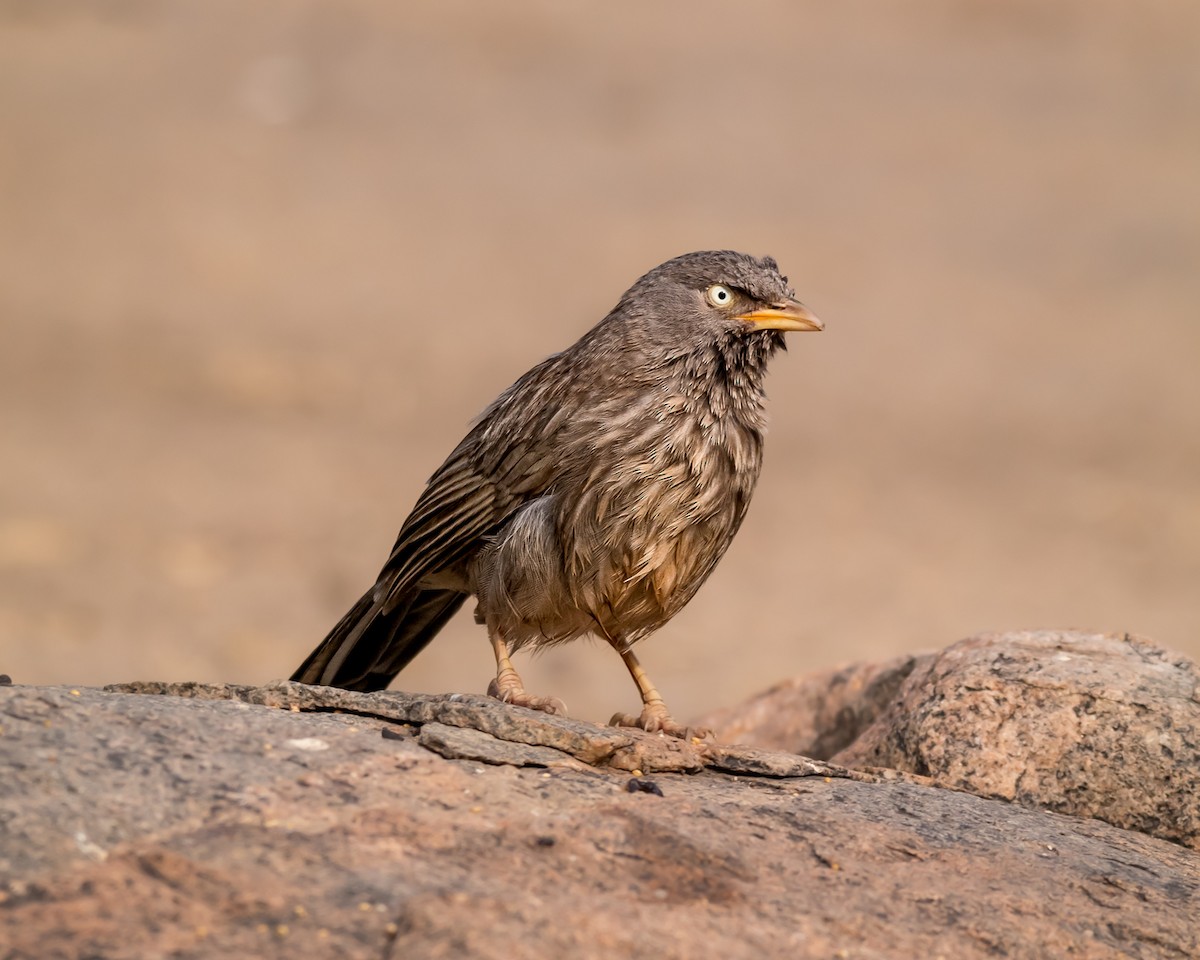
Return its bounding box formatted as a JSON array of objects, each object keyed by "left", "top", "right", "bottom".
[{"left": 2, "top": 671, "right": 1198, "bottom": 960}]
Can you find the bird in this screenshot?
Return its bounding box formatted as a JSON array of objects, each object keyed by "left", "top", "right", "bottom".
[{"left": 291, "top": 250, "right": 822, "bottom": 738}]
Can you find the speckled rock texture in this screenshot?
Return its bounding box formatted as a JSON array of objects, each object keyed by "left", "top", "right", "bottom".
[
  {"left": 2, "top": 665, "right": 1198, "bottom": 960},
  {"left": 709, "top": 631, "right": 1200, "bottom": 851}
]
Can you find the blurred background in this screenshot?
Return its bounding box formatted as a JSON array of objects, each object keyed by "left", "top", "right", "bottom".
[{"left": 2, "top": 0, "right": 1197, "bottom": 723}]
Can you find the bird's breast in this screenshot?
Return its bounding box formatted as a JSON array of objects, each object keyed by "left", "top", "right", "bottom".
[{"left": 557, "top": 395, "right": 766, "bottom": 639}]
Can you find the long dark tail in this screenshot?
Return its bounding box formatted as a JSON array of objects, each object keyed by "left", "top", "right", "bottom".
[{"left": 291, "top": 586, "right": 467, "bottom": 692}]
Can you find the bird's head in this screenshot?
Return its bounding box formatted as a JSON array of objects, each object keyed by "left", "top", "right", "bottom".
[{"left": 609, "top": 250, "right": 822, "bottom": 361}]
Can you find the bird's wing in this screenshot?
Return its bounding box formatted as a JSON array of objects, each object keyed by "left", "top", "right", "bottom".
[
  {"left": 371, "top": 454, "right": 513, "bottom": 611},
  {"left": 372, "top": 356, "right": 575, "bottom": 610}
]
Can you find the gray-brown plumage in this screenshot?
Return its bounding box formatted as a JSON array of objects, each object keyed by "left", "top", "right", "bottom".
[{"left": 292, "top": 250, "right": 822, "bottom": 736}]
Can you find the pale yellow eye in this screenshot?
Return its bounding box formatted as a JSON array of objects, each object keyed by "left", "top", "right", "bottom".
[{"left": 706, "top": 284, "right": 733, "bottom": 307}]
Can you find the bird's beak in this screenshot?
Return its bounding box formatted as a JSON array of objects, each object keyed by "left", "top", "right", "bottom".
[{"left": 735, "top": 299, "right": 824, "bottom": 332}]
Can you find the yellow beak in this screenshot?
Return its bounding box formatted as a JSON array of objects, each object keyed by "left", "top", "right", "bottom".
[{"left": 735, "top": 299, "right": 823, "bottom": 332}]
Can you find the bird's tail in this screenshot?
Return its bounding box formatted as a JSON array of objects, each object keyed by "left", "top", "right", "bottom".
[{"left": 291, "top": 586, "right": 467, "bottom": 692}]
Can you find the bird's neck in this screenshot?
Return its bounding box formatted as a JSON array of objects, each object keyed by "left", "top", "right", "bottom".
[{"left": 667, "top": 330, "right": 779, "bottom": 430}]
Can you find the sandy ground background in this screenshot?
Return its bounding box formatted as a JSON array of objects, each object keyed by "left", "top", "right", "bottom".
[{"left": 2, "top": 0, "right": 1197, "bottom": 723}]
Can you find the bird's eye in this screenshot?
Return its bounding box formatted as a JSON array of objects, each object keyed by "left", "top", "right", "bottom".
[{"left": 706, "top": 284, "right": 733, "bottom": 307}]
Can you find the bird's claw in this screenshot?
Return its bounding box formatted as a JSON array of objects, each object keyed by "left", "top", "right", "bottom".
[
  {"left": 610, "top": 707, "right": 710, "bottom": 741},
  {"left": 487, "top": 678, "right": 567, "bottom": 716}
]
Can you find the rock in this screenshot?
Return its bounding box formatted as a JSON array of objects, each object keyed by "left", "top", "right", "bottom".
[
  {"left": 709, "top": 631, "right": 1200, "bottom": 852},
  {"left": 2, "top": 679, "right": 1198, "bottom": 959},
  {"left": 834, "top": 631, "right": 1200, "bottom": 850},
  {"left": 699, "top": 653, "right": 928, "bottom": 757}
]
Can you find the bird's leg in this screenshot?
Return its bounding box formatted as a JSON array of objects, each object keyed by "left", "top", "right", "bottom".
[
  {"left": 609, "top": 647, "right": 710, "bottom": 740},
  {"left": 485, "top": 629, "right": 566, "bottom": 716}
]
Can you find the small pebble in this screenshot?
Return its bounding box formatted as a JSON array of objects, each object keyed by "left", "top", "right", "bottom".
[{"left": 626, "top": 778, "right": 664, "bottom": 796}]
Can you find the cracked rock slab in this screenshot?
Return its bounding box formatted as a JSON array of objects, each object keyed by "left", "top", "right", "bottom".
[
  {"left": 107, "top": 681, "right": 709, "bottom": 774},
  {"left": 415, "top": 721, "right": 592, "bottom": 770},
  {"left": 106, "top": 680, "right": 874, "bottom": 782}
]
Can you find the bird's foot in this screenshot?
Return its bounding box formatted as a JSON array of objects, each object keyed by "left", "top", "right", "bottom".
[
  {"left": 487, "top": 676, "right": 567, "bottom": 716},
  {"left": 610, "top": 702, "right": 711, "bottom": 740}
]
